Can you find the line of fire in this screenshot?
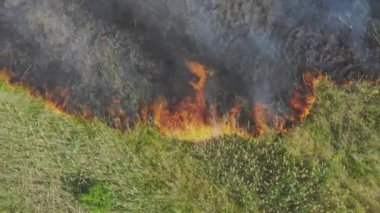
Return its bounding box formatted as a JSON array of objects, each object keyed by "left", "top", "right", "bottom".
[{"left": 1, "top": 61, "right": 329, "bottom": 142}]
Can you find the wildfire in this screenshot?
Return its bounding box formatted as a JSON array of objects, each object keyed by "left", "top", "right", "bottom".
[
  {"left": 289, "top": 71, "right": 323, "bottom": 122},
  {"left": 146, "top": 61, "right": 248, "bottom": 141},
  {"left": 43, "top": 88, "right": 70, "bottom": 116},
  {"left": 1, "top": 64, "right": 326, "bottom": 142},
  {"left": 145, "top": 64, "right": 325, "bottom": 141},
  {"left": 106, "top": 99, "right": 129, "bottom": 129},
  {"left": 252, "top": 103, "right": 268, "bottom": 136},
  {"left": 0, "top": 69, "right": 13, "bottom": 84},
  {"left": 0, "top": 68, "right": 89, "bottom": 118}
]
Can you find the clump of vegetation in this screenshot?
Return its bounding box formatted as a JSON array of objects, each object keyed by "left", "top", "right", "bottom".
[
  {"left": 79, "top": 183, "right": 112, "bottom": 212},
  {"left": 62, "top": 172, "right": 112, "bottom": 212},
  {"left": 62, "top": 173, "right": 97, "bottom": 198},
  {"left": 193, "top": 136, "right": 339, "bottom": 212},
  {"left": 0, "top": 78, "right": 379, "bottom": 212}
]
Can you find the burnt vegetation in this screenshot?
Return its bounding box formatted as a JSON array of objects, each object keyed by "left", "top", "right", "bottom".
[{"left": 0, "top": 0, "right": 379, "bottom": 131}]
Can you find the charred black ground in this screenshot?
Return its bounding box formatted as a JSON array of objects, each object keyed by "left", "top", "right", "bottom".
[{"left": 0, "top": 0, "right": 379, "bottom": 124}]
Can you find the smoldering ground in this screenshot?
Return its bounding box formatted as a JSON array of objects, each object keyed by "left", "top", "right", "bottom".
[{"left": 0, "top": 0, "right": 379, "bottom": 123}]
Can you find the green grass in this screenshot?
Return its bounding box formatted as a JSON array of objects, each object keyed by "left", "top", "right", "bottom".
[{"left": 0, "top": 79, "right": 379, "bottom": 212}]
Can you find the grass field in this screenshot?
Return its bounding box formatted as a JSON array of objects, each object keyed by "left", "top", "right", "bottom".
[{"left": 0, "top": 78, "right": 379, "bottom": 212}]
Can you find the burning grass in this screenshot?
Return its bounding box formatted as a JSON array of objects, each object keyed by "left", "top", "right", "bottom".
[
  {"left": 0, "top": 76, "right": 379, "bottom": 212},
  {"left": 0, "top": 69, "right": 91, "bottom": 118},
  {"left": 144, "top": 61, "right": 250, "bottom": 141},
  {"left": 144, "top": 62, "right": 324, "bottom": 141},
  {"left": 2, "top": 63, "right": 325, "bottom": 142}
]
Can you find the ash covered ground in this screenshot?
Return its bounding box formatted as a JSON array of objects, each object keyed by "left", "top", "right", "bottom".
[{"left": 0, "top": 0, "right": 379, "bottom": 122}]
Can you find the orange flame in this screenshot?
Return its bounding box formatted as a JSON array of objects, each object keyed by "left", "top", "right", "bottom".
[
  {"left": 0, "top": 69, "right": 12, "bottom": 81},
  {"left": 289, "top": 71, "right": 323, "bottom": 122},
  {"left": 146, "top": 64, "right": 325, "bottom": 141},
  {"left": 43, "top": 88, "right": 70, "bottom": 116},
  {"left": 0, "top": 68, "right": 93, "bottom": 118},
  {"left": 0, "top": 69, "right": 14, "bottom": 89},
  {"left": 147, "top": 61, "right": 248, "bottom": 141},
  {"left": 252, "top": 103, "right": 267, "bottom": 136},
  {"left": 106, "top": 99, "right": 130, "bottom": 129},
  {"left": 1, "top": 65, "right": 329, "bottom": 141}
]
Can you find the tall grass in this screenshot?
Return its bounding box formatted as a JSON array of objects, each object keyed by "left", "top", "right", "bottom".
[{"left": 0, "top": 78, "right": 379, "bottom": 212}]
